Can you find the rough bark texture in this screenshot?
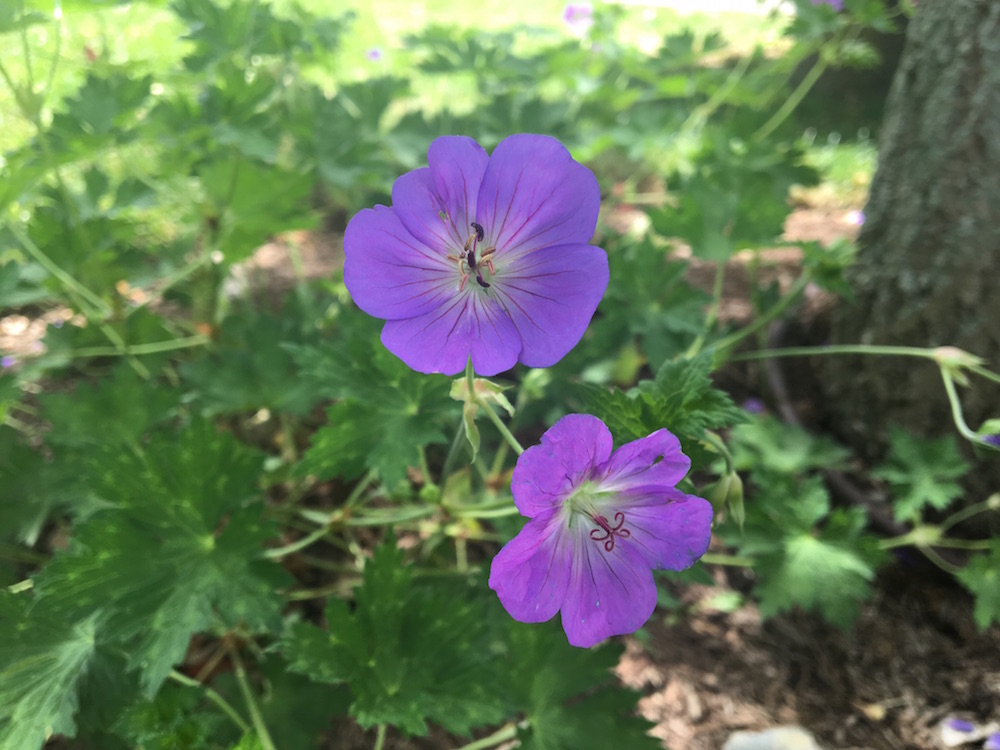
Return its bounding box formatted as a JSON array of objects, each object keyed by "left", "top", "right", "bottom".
[{"left": 825, "top": 0, "right": 1000, "bottom": 494}]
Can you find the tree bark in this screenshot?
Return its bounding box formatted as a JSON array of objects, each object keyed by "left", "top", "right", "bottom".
[{"left": 824, "top": 0, "right": 1000, "bottom": 495}]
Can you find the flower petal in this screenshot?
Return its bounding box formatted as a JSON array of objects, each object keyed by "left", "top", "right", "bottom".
[
  {"left": 494, "top": 243, "right": 608, "bottom": 368},
  {"left": 489, "top": 511, "right": 572, "bottom": 624},
  {"left": 618, "top": 490, "right": 713, "bottom": 571},
  {"left": 392, "top": 136, "right": 489, "bottom": 250},
  {"left": 599, "top": 428, "right": 692, "bottom": 494},
  {"left": 379, "top": 291, "right": 521, "bottom": 376},
  {"left": 511, "top": 414, "right": 613, "bottom": 517},
  {"left": 560, "top": 534, "right": 656, "bottom": 647},
  {"left": 476, "top": 134, "right": 600, "bottom": 257},
  {"left": 343, "top": 205, "right": 455, "bottom": 321}
]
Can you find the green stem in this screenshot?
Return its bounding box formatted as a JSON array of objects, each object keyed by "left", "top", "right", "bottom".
[
  {"left": 940, "top": 368, "right": 981, "bottom": 443},
  {"left": 680, "top": 50, "right": 754, "bottom": 134},
  {"left": 753, "top": 48, "right": 829, "bottom": 142},
  {"left": 8, "top": 223, "right": 109, "bottom": 316},
  {"left": 918, "top": 545, "right": 961, "bottom": 576},
  {"left": 230, "top": 649, "right": 277, "bottom": 750},
  {"left": 700, "top": 553, "right": 754, "bottom": 567},
  {"left": 5, "top": 578, "right": 35, "bottom": 593},
  {"left": 480, "top": 403, "right": 524, "bottom": 456},
  {"left": 454, "top": 723, "right": 520, "bottom": 750},
  {"left": 65, "top": 334, "right": 211, "bottom": 358},
  {"left": 263, "top": 524, "right": 332, "bottom": 560},
  {"left": 941, "top": 498, "right": 997, "bottom": 533},
  {"left": 969, "top": 364, "right": 1000, "bottom": 386},
  {"left": 702, "top": 431, "right": 735, "bottom": 474},
  {"left": 373, "top": 724, "right": 388, "bottom": 750},
  {"left": 712, "top": 274, "right": 811, "bottom": 357},
  {"left": 168, "top": 670, "right": 250, "bottom": 734},
  {"left": 18, "top": 0, "right": 35, "bottom": 93},
  {"left": 687, "top": 260, "right": 727, "bottom": 358},
  {"left": 729, "top": 343, "right": 934, "bottom": 363}
]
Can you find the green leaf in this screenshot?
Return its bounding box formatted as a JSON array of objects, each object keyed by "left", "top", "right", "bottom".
[
  {"left": 576, "top": 352, "right": 744, "bottom": 468},
  {"left": 956, "top": 542, "right": 1000, "bottom": 630},
  {"left": 34, "top": 421, "right": 289, "bottom": 696},
  {"left": 294, "top": 314, "right": 456, "bottom": 486},
  {"left": 198, "top": 160, "right": 316, "bottom": 263},
  {"left": 38, "top": 366, "right": 178, "bottom": 449},
  {"left": 282, "top": 541, "right": 504, "bottom": 737},
  {"left": 873, "top": 427, "right": 970, "bottom": 522},
  {"left": 181, "top": 298, "right": 326, "bottom": 416},
  {"left": 732, "top": 414, "right": 851, "bottom": 478},
  {"left": 736, "top": 478, "right": 882, "bottom": 628},
  {"left": 0, "top": 593, "right": 105, "bottom": 750},
  {"left": 112, "top": 682, "right": 223, "bottom": 750},
  {"left": 502, "top": 620, "right": 660, "bottom": 750}
]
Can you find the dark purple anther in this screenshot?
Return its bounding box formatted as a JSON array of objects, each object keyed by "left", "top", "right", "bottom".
[
  {"left": 475, "top": 274, "right": 490, "bottom": 289},
  {"left": 471, "top": 222, "right": 484, "bottom": 242}
]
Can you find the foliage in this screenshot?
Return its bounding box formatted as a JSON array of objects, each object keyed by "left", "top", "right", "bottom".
[{"left": 0, "top": 0, "right": 995, "bottom": 747}]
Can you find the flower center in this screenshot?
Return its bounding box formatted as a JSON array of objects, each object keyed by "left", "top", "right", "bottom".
[
  {"left": 589, "top": 511, "right": 630, "bottom": 552},
  {"left": 448, "top": 222, "right": 496, "bottom": 292},
  {"left": 564, "top": 480, "right": 631, "bottom": 553}
]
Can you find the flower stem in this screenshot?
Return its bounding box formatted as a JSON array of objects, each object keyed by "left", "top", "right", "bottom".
[
  {"left": 373, "top": 724, "right": 388, "bottom": 750},
  {"left": 454, "top": 723, "right": 520, "bottom": 750},
  {"left": 939, "top": 368, "right": 982, "bottom": 444},
  {"left": 729, "top": 343, "right": 934, "bottom": 362},
  {"left": 752, "top": 46, "right": 829, "bottom": 142},
  {"left": 940, "top": 497, "right": 998, "bottom": 533},
  {"left": 63, "top": 335, "right": 211, "bottom": 358},
  {"left": 229, "top": 648, "right": 277, "bottom": 750},
  {"left": 712, "top": 273, "right": 811, "bottom": 357},
  {"left": 700, "top": 553, "right": 754, "bottom": 567},
  {"left": 169, "top": 669, "right": 250, "bottom": 734},
  {"left": 479, "top": 401, "right": 524, "bottom": 456}
]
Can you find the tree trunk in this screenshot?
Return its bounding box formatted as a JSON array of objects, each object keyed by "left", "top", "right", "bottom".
[{"left": 824, "top": 0, "right": 1000, "bottom": 495}]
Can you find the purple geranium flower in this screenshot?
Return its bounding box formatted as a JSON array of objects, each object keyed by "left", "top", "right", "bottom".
[
  {"left": 811, "top": 0, "right": 845, "bottom": 9},
  {"left": 982, "top": 434, "right": 1000, "bottom": 448},
  {"left": 563, "top": 3, "right": 594, "bottom": 33},
  {"left": 0, "top": 355, "right": 15, "bottom": 369},
  {"left": 986, "top": 733, "right": 1000, "bottom": 750},
  {"left": 945, "top": 718, "right": 975, "bottom": 733},
  {"left": 489, "top": 414, "right": 714, "bottom": 647},
  {"left": 344, "top": 134, "right": 608, "bottom": 376}
]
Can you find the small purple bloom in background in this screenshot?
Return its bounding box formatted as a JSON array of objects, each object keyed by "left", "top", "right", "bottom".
[
  {"left": 563, "top": 2, "right": 594, "bottom": 33},
  {"left": 982, "top": 434, "right": 1000, "bottom": 448},
  {"left": 945, "top": 718, "right": 975, "bottom": 733},
  {"left": 985, "top": 733, "right": 1000, "bottom": 750},
  {"left": 0, "top": 355, "right": 15, "bottom": 369},
  {"left": 811, "top": 0, "right": 845, "bottom": 10},
  {"left": 344, "top": 134, "right": 608, "bottom": 376},
  {"left": 846, "top": 209, "right": 865, "bottom": 226},
  {"left": 365, "top": 48, "right": 383, "bottom": 62},
  {"left": 489, "top": 414, "right": 714, "bottom": 647},
  {"left": 742, "top": 397, "right": 765, "bottom": 415}
]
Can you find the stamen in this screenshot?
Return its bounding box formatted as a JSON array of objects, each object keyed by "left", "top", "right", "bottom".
[
  {"left": 471, "top": 222, "right": 485, "bottom": 242},
  {"left": 589, "top": 511, "right": 630, "bottom": 552}
]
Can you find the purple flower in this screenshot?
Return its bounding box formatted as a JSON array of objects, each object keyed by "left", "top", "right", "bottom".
[
  {"left": 811, "top": 0, "right": 845, "bottom": 9},
  {"left": 563, "top": 3, "right": 594, "bottom": 33},
  {"left": 982, "top": 434, "right": 1000, "bottom": 448},
  {"left": 0, "top": 355, "right": 15, "bottom": 369},
  {"left": 488, "top": 414, "right": 714, "bottom": 647},
  {"left": 742, "top": 397, "right": 765, "bottom": 415},
  {"left": 846, "top": 209, "right": 865, "bottom": 226},
  {"left": 344, "top": 135, "right": 608, "bottom": 376},
  {"left": 365, "top": 48, "right": 383, "bottom": 61},
  {"left": 986, "top": 733, "right": 1000, "bottom": 750},
  {"left": 945, "top": 718, "right": 975, "bottom": 733}
]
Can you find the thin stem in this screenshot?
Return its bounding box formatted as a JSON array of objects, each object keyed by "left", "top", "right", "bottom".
[
  {"left": 919, "top": 545, "right": 961, "bottom": 576},
  {"left": 941, "top": 498, "right": 997, "bottom": 533},
  {"left": 6, "top": 578, "right": 34, "bottom": 593},
  {"left": 729, "top": 343, "right": 934, "bottom": 363},
  {"left": 263, "top": 524, "right": 332, "bottom": 560},
  {"left": 701, "top": 431, "right": 735, "bottom": 474},
  {"left": 441, "top": 422, "right": 468, "bottom": 484},
  {"left": 687, "top": 260, "right": 727, "bottom": 358},
  {"left": 479, "top": 403, "right": 524, "bottom": 456},
  {"left": 168, "top": 670, "right": 250, "bottom": 734},
  {"left": 455, "top": 537, "right": 468, "bottom": 573},
  {"left": 8, "top": 224, "right": 109, "bottom": 316},
  {"left": 373, "top": 724, "right": 388, "bottom": 750},
  {"left": 229, "top": 648, "right": 277, "bottom": 750},
  {"left": 969, "top": 364, "right": 1000, "bottom": 386},
  {"left": 753, "top": 49, "right": 828, "bottom": 142},
  {"left": 18, "top": 0, "right": 36, "bottom": 94},
  {"left": 64, "top": 335, "right": 211, "bottom": 358},
  {"left": 940, "top": 368, "right": 982, "bottom": 443},
  {"left": 680, "top": 50, "right": 754, "bottom": 134},
  {"left": 417, "top": 444, "right": 433, "bottom": 487},
  {"left": 700, "top": 553, "right": 754, "bottom": 567},
  {"left": 712, "top": 274, "right": 811, "bottom": 356},
  {"left": 454, "top": 723, "right": 520, "bottom": 750}
]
